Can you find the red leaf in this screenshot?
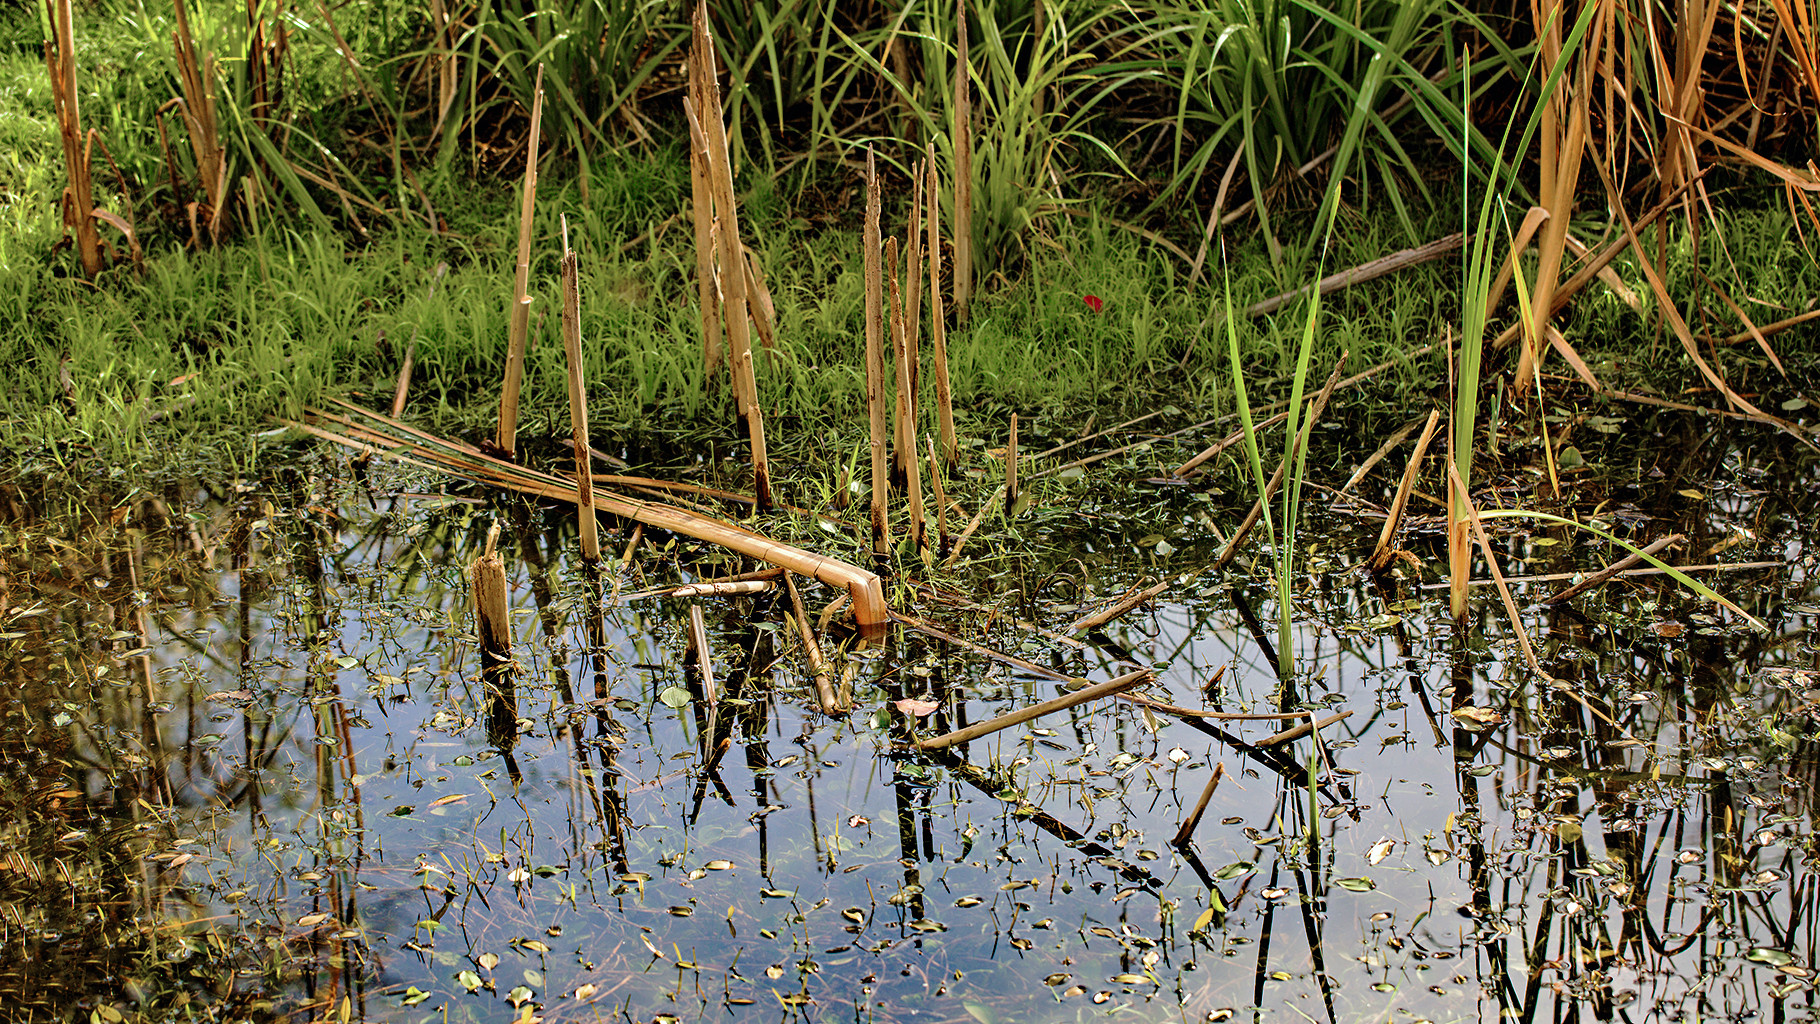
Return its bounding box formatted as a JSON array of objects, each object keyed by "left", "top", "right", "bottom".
[{"left": 1082, "top": 294, "right": 1104, "bottom": 314}]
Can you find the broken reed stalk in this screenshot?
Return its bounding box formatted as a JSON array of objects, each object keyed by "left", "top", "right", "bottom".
[
  {"left": 1171, "top": 762, "right": 1225, "bottom": 848},
  {"left": 1446, "top": 461, "right": 1539, "bottom": 671},
  {"left": 1005, "top": 413, "right": 1019, "bottom": 509},
  {"left": 684, "top": 96, "right": 722, "bottom": 381},
  {"left": 864, "top": 149, "right": 889, "bottom": 559},
  {"left": 784, "top": 572, "right": 842, "bottom": 715},
  {"left": 913, "top": 669, "right": 1151, "bottom": 751},
  {"left": 1255, "top": 710, "right": 1351, "bottom": 748},
  {"left": 558, "top": 216, "right": 599, "bottom": 563},
  {"left": 1366, "top": 409, "right": 1441, "bottom": 571},
  {"left": 392, "top": 262, "right": 449, "bottom": 418},
  {"left": 46, "top": 0, "right": 102, "bottom": 276},
  {"left": 685, "top": 604, "right": 718, "bottom": 707},
  {"left": 495, "top": 63, "right": 545, "bottom": 459},
  {"left": 889, "top": 240, "right": 926, "bottom": 555},
  {"left": 1545, "top": 533, "right": 1684, "bottom": 605},
  {"left": 952, "top": 2, "right": 973, "bottom": 327},
  {"left": 295, "top": 401, "right": 890, "bottom": 630},
  {"left": 1338, "top": 415, "right": 1425, "bottom": 495},
  {"left": 691, "top": 3, "right": 771, "bottom": 509},
  {"left": 927, "top": 436, "right": 949, "bottom": 556},
  {"left": 926, "top": 143, "right": 957, "bottom": 466}
]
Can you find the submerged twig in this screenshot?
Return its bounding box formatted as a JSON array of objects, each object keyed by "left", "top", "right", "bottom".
[{"left": 1171, "top": 762, "right": 1225, "bottom": 848}]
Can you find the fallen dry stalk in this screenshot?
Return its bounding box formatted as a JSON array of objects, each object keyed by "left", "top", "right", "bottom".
[
  {"left": 1244, "top": 233, "right": 1462, "bottom": 318},
  {"left": 1367, "top": 409, "right": 1441, "bottom": 571},
  {"left": 1176, "top": 411, "right": 1287, "bottom": 478},
  {"left": 1544, "top": 533, "right": 1684, "bottom": 604},
  {"left": 293, "top": 401, "right": 889, "bottom": 629},
  {"left": 913, "top": 669, "right": 1151, "bottom": 751},
  {"left": 1255, "top": 711, "right": 1351, "bottom": 748},
  {"left": 785, "top": 573, "right": 842, "bottom": 715},
  {"left": 495, "top": 63, "right": 545, "bottom": 458},
  {"left": 1171, "top": 762, "right": 1225, "bottom": 848}
]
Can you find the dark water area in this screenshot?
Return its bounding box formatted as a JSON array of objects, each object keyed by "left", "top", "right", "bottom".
[{"left": 3, "top": 410, "right": 1820, "bottom": 1024}]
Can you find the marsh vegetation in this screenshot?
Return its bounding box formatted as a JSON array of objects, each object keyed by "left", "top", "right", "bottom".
[{"left": 3, "top": 0, "right": 1820, "bottom": 1021}]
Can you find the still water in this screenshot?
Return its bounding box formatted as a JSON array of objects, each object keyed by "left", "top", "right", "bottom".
[{"left": 2, "top": 425, "right": 1816, "bottom": 1023}]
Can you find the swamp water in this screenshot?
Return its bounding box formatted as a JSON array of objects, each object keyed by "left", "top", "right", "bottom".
[{"left": 3, "top": 418, "right": 1819, "bottom": 1024}]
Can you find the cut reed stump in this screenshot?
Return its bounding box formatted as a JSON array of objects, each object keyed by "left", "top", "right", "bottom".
[{"left": 470, "top": 525, "right": 517, "bottom": 745}]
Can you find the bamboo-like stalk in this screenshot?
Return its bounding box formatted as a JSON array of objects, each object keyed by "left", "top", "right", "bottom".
[
  {"left": 296, "top": 401, "right": 889, "bottom": 630},
  {"left": 926, "top": 142, "right": 957, "bottom": 466},
  {"left": 952, "top": 0, "right": 973, "bottom": 327},
  {"left": 495, "top": 63, "right": 545, "bottom": 459},
  {"left": 913, "top": 670, "right": 1150, "bottom": 751},
  {"left": 683, "top": 94, "right": 722, "bottom": 382},
  {"left": 45, "top": 0, "right": 100, "bottom": 276},
  {"left": 889, "top": 241, "right": 925, "bottom": 556},
  {"left": 1176, "top": 412, "right": 1288, "bottom": 479},
  {"left": 558, "top": 217, "right": 599, "bottom": 563},
  {"left": 864, "top": 149, "right": 889, "bottom": 559},
  {"left": 691, "top": 2, "right": 769, "bottom": 508},
  {"left": 1005, "top": 413, "right": 1019, "bottom": 509},
  {"left": 1367, "top": 410, "right": 1441, "bottom": 571},
  {"left": 784, "top": 573, "right": 842, "bottom": 715}
]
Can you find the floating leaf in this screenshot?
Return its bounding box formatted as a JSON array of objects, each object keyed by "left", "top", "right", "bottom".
[
  {"left": 456, "top": 970, "right": 482, "bottom": 992},
  {"left": 1334, "top": 877, "right": 1376, "bottom": 892},
  {"left": 761, "top": 888, "right": 795, "bottom": 898},
  {"left": 400, "top": 987, "right": 431, "bottom": 1007},
  {"left": 705, "top": 859, "right": 734, "bottom": 871},
  {"left": 895, "top": 698, "right": 940, "bottom": 717},
  {"left": 573, "top": 983, "right": 598, "bottom": 1001},
  {"left": 1214, "top": 861, "right": 1253, "bottom": 881},
  {"left": 506, "top": 985, "right": 533, "bottom": 1007},
  {"left": 1452, "top": 706, "right": 1503, "bottom": 728},
  {"left": 1746, "top": 947, "right": 1795, "bottom": 966},
  {"left": 1367, "top": 839, "right": 1395, "bottom": 866},
  {"left": 1111, "top": 973, "right": 1149, "bottom": 984},
  {"left": 659, "top": 686, "right": 692, "bottom": 709}
]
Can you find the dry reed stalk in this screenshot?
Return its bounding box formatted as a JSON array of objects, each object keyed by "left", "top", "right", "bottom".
[
  {"left": 784, "top": 573, "right": 842, "bottom": 715},
  {"left": 1255, "top": 711, "right": 1351, "bottom": 748},
  {"left": 1005, "top": 413, "right": 1019, "bottom": 508},
  {"left": 1338, "top": 416, "right": 1424, "bottom": 495},
  {"left": 925, "top": 143, "right": 957, "bottom": 466},
  {"left": 943, "top": 485, "right": 1001, "bottom": 567},
  {"left": 495, "top": 63, "right": 545, "bottom": 458},
  {"left": 666, "top": 580, "right": 775, "bottom": 599},
  {"left": 45, "top": 0, "right": 100, "bottom": 277},
  {"left": 1170, "top": 762, "right": 1225, "bottom": 848},
  {"left": 610, "top": 522, "right": 642, "bottom": 604},
  {"left": 904, "top": 159, "right": 924, "bottom": 401},
  {"left": 1243, "top": 233, "right": 1463, "bottom": 319},
  {"left": 1445, "top": 461, "right": 1539, "bottom": 670},
  {"left": 558, "top": 217, "right": 600, "bottom": 563},
  {"left": 690, "top": 1, "right": 771, "bottom": 508},
  {"left": 391, "top": 262, "right": 449, "bottom": 418},
  {"left": 683, "top": 97, "right": 722, "bottom": 381},
  {"left": 296, "top": 402, "right": 890, "bottom": 629},
  {"left": 864, "top": 149, "right": 889, "bottom": 558},
  {"left": 170, "top": 0, "right": 229, "bottom": 244},
  {"left": 927, "top": 437, "right": 949, "bottom": 556},
  {"left": 1544, "top": 533, "right": 1683, "bottom": 604},
  {"left": 913, "top": 670, "right": 1151, "bottom": 751},
  {"left": 1367, "top": 410, "right": 1441, "bottom": 571},
  {"left": 1176, "top": 411, "right": 1287, "bottom": 478},
  {"left": 685, "top": 604, "right": 718, "bottom": 707},
  {"left": 952, "top": 1, "right": 973, "bottom": 327},
  {"left": 889, "top": 241, "right": 926, "bottom": 555},
  {"left": 743, "top": 246, "right": 777, "bottom": 349}
]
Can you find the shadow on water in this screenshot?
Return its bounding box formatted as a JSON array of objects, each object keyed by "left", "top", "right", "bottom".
[{"left": 2, "top": 413, "right": 1820, "bottom": 1023}]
